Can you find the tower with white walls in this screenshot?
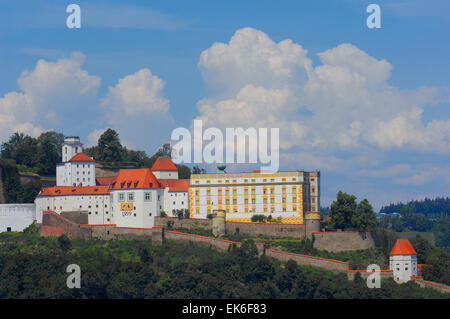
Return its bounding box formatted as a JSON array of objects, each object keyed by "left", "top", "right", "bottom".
[
  {"left": 56, "top": 137, "right": 96, "bottom": 187},
  {"left": 389, "top": 239, "right": 418, "bottom": 282}
]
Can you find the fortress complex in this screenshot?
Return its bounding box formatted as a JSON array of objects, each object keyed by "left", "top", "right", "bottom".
[{"left": 189, "top": 165, "right": 320, "bottom": 224}]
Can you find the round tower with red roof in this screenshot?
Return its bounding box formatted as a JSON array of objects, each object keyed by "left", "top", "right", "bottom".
[{"left": 389, "top": 239, "right": 418, "bottom": 282}]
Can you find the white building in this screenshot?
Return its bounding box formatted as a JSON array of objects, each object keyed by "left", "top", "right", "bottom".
[
  {"left": 35, "top": 186, "right": 111, "bottom": 225},
  {"left": 109, "top": 168, "right": 164, "bottom": 228},
  {"left": 0, "top": 204, "right": 36, "bottom": 232},
  {"left": 57, "top": 136, "right": 96, "bottom": 187},
  {"left": 151, "top": 156, "right": 179, "bottom": 180},
  {"left": 62, "top": 136, "right": 83, "bottom": 162},
  {"left": 152, "top": 156, "right": 189, "bottom": 217},
  {"left": 389, "top": 239, "right": 418, "bottom": 282},
  {"left": 160, "top": 179, "right": 190, "bottom": 217}
]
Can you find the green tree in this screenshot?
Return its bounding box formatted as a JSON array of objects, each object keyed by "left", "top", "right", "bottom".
[
  {"left": 97, "top": 128, "right": 124, "bottom": 163},
  {"left": 192, "top": 165, "right": 206, "bottom": 174},
  {"left": 352, "top": 198, "right": 377, "bottom": 231},
  {"left": 329, "top": 191, "right": 357, "bottom": 230},
  {"left": 57, "top": 234, "right": 72, "bottom": 251},
  {"left": 36, "top": 131, "right": 65, "bottom": 175},
  {"left": 1, "top": 132, "right": 39, "bottom": 168}
]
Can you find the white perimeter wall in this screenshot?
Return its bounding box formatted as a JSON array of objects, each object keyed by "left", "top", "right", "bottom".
[{"left": 0, "top": 204, "right": 36, "bottom": 232}]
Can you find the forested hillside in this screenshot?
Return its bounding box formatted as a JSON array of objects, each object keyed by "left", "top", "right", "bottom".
[
  {"left": 0, "top": 228, "right": 448, "bottom": 299},
  {"left": 377, "top": 198, "right": 450, "bottom": 249},
  {"left": 380, "top": 197, "right": 450, "bottom": 218}
]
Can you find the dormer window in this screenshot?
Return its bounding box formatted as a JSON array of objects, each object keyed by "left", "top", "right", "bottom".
[
  {"left": 120, "top": 182, "right": 125, "bottom": 188},
  {"left": 134, "top": 181, "right": 138, "bottom": 188},
  {"left": 127, "top": 182, "right": 131, "bottom": 188}
]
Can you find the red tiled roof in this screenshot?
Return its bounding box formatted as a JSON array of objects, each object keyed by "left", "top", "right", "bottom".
[
  {"left": 37, "top": 185, "right": 110, "bottom": 197},
  {"left": 159, "top": 179, "right": 190, "bottom": 192},
  {"left": 151, "top": 156, "right": 177, "bottom": 171},
  {"left": 96, "top": 176, "right": 117, "bottom": 186},
  {"left": 111, "top": 168, "right": 160, "bottom": 189},
  {"left": 390, "top": 239, "right": 417, "bottom": 255},
  {"left": 69, "top": 152, "right": 95, "bottom": 162}
]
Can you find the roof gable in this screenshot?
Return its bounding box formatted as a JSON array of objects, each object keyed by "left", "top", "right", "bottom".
[
  {"left": 69, "top": 152, "right": 95, "bottom": 162},
  {"left": 151, "top": 156, "right": 177, "bottom": 171},
  {"left": 159, "top": 179, "right": 190, "bottom": 192},
  {"left": 390, "top": 239, "right": 417, "bottom": 255},
  {"left": 111, "top": 168, "right": 160, "bottom": 190}
]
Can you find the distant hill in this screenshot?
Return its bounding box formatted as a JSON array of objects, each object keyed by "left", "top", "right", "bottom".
[{"left": 380, "top": 197, "right": 450, "bottom": 218}]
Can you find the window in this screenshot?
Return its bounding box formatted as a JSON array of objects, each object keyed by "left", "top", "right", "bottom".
[
  {"left": 252, "top": 198, "right": 256, "bottom": 204},
  {"left": 119, "top": 193, "right": 125, "bottom": 202},
  {"left": 128, "top": 192, "right": 134, "bottom": 201},
  {"left": 144, "top": 192, "right": 152, "bottom": 201}
]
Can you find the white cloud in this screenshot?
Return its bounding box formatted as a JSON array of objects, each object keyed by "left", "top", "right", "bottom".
[
  {"left": 102, "top": 68, "right": 170, "bottom": 118},
  {"left": 101, "top": 68, "right": 173, "bottom": 152},
  {"left": 86, "top": 128, "right": 108, "bottom": 147},
  {"left": 0, "top": 52, "right": 100, "bottom": 142},
  {"left": 194, "top": 27, "right": 450, "bottom": 158}
]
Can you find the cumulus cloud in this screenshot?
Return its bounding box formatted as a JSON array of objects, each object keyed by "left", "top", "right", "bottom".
[
  {"left": 0, "top": 52, "right": 100, "bottom": 141},
  {"left": 102, "top": 68, "right": 170, "bottom": 118},
  {"left": 193, "top": 27, "right": 450, "bottom": 169},
  {"left": 101, "top": 68, "right": 173, "bottom": 152}
]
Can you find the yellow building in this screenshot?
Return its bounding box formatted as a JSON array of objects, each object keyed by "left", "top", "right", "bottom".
[{"left": 189, "top": 167, "right": 320, "bottom": 224}]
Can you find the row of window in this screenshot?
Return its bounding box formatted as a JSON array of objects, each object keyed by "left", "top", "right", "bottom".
[
  {"left": 115, "top": 192, "right": 157, "bottom": 202},
  {"left": 196, "top": 197, "right": 301, "bottom": 205},
  {"left": 195, "top": 177, "right": 299, "bottom": 184},
  {"left": 194, "top": 186, "right": 302, "bottom": 196},
  {"left": 195, "top": 205, "right": 300, "bottom": 214}
]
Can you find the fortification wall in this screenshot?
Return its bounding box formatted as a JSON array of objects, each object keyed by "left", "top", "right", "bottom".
[
  {"left": 312, "top": 231, "right": 376, "bottom": 252},
  {"left": 0, "top": 203, "right": 35, "bottom": 232},
  {"left": 154, "top": 216, "right": 212, "bottom": 230},
  {"left": 225, "top": 221, "right": 307, "bottom": 238},
  {"left": 95, "top": 165, "right": 120, "bottom": 178},
  {"left": 265, "top": 248, "right": 349, "bottom": 273},
  {"left": 41, "top": 211, "right": 91, "bottom": 239},
  {"left": 61, "top": 211, "right": 89, "bottom": 225},
  {"left": 113, "top": 227, "right": 154, "bottom": 239},
  {"left": 347, "top": 270, "right": 393, "bottom": 280},
  {"left": 411, "top": 277, "right": 450, "bottom": 293}
]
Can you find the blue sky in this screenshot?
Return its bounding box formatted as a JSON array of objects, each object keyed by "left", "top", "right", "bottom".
[{"left": 0, "top": 0, "right": 449, "bottom": 210}]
